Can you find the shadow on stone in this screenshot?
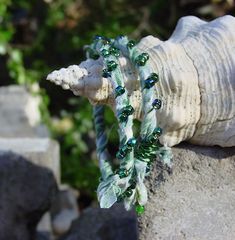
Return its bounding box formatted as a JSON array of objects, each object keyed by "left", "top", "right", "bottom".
[
  {"left": 60, "top": 204, "right": 138, "bottom": 240},
  {"left": 177, "top": 142, "right": 235, "bottom": 159},
  {"left": 0, "top": 151, "right": 58, "bottom": 240}
]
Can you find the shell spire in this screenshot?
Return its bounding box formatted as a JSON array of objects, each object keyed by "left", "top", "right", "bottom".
[{"left": 46, "top": 59, "right": 113, "bottom": 105}]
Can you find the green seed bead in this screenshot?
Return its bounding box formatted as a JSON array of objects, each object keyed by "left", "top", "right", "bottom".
[
  {"left": 135, "top": 56, "right": 147, "bottom": 66},
  {"left": 135, "top": 53, "right": 149, "bottom": 66},
  {"left": 152, "top": 99, "right": 162, "bottom": 109},
  {"left": 107, "top": 60, "right": 118, "bottom": 71},
  {"left": 144, "top": 78, "right": 156, "bottom": 89},
  {"left": 101, "top": 49, "right": 110, "bottom": 58},
  {"left": 119, "top": 105, "right": 134, "bottom": 122},
  {"left": 125, "top": 188, "right": 133, "bottom": 197},
  {"left": 127, "top": 138, "right": 137, "bottom": 148},
  {"left": 118, "top": 168, "right": 128, "bottom": 178},
  {"left": 153, "top": 127, "right": 162, "bottom": 137},
  {"left": 109, "top": 46, "right": 120, "bottom": 57},
  {"left": 122, "top": 105, "right": 134, "bottom": 115},
  {"left": 150, "top": 73, "right": 159, "bottom": 82},
  {"left": 142, "top": 52, "right": 149, "bottom": 61},
  {"left": 135, "top": 204, "right": 145, "bottom": 215},
  {"left": 102, "top": 37, "right": 111, "bottom": 45},
  {"left": 147, "top": 127, "right": 163, "bottom": 143},
  {"left": 127, "top": 40, "right": 136, "bottom": 49},
  {"left": 115, "top": 86, "right": 125, "bottom": 97},
  {"left": 129, "top": 179, "right": 137, "bottom": 189},
  {"left": 102, "top": 69, "right": 111, "bottom": 78},
  {"left": 119, "top": 113, "right": 128, "bottom": 122}
]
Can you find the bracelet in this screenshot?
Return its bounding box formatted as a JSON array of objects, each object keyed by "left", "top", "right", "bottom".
[{"left": 86, "top": 35, "right": 173, "bottom": 214}]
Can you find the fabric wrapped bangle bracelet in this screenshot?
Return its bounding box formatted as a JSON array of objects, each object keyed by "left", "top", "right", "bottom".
[{"left": 86, "top": 35, "right": 173, "bottom": 214}]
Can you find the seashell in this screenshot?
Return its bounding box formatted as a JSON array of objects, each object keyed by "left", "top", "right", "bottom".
[{"left": 47, "top": 15, "right": 235, "bottom": 147}]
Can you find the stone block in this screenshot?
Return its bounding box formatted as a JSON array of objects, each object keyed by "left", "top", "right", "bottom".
[
  {"left": 0, "top": 138, "right": 60, "bottom": 184},
  {"left": 37, "top": 213, "right": 52, "bottom": 239},
  {"left": 138, "top": 143, "right": 235, "bottom": 240},
  {"left": 0, "top": 85, "right": 48, "bottom": 138},
  {"left": 51, "top": 185, "right": 79, "bottom": 236}
]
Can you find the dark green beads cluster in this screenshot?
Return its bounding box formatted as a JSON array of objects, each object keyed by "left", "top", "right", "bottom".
[
  {"left": 135, "top": 140, "right": 161, "bottom": 163},
  {"left": 118, "top": 105, "right": 134, "bottom": 122},
  {"left": 135, "top": 52, "right": 149, "bottom": 66},
  {"left": 144, "top": 73, "right": 159, "bottom": 89},
  {"left": 94, "top": 36, "right": 121, "bottom": 80},
  {"left": 135, "top": 127, "right": 163, "bottom": 162},
  {"left": 102, "top": 60, "right": 118, "bottom": 78}
]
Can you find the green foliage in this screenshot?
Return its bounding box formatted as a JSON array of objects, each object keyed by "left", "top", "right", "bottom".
[
  {"left": 53, "top": 97, "right": 100, "bottom": 196},
  {"left": 0, "top": 0, "right": 234, "bottom": 200}
]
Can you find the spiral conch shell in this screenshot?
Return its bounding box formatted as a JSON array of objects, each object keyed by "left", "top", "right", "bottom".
[{"left": 47, "top": 15, "right": 235, "bottom": 147}]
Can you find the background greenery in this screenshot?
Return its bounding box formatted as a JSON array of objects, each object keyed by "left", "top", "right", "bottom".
[{"left": 0, "top": 0, "right": 234, "bottom": 204}]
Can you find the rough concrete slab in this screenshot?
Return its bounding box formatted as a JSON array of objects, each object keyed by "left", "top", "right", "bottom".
[
  {"left": 37, "top": 213, "right": 52, "bottom": 239},
  {"left": 0, "top": 138, "right": 60, "bottom": 184},
  {"left": 138, "top": 143, "right": 235, "bottom": 240},
  {"left": 0, "top": 85, "right": 48, "bottom": 138}
]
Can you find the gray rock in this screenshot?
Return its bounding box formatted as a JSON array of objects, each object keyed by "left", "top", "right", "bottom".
[
  {"left": 0, "top": 151, "right": 57, "bottom": 240},
  {"left": 61, "top": 204, "right": 138, "bottom": 240},
  {"left": 36, "top": 232, "right": 50, "bottom": 240},
  {"left": 52, "top": 209, "right": 79, "bottom": 236},
  {"left": 37, "top": 213, "right": 52, "bottom": 239},
  {"left": 139, "top": 143, "right": 235, "bottom": 240},
  {"left": 51, "top": 186, "right": 79, "bottom": 236},
  {"left": 0, "top": 138, "right": 60, "bottom": 238},
  {"left": 0, "top": 138, "right": 60, "bottom": 184},
  {"left": 0, "top": 85, "right": 48, "bottom": 138}
]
